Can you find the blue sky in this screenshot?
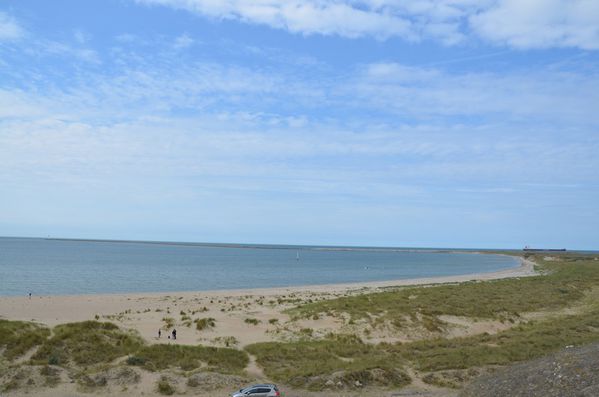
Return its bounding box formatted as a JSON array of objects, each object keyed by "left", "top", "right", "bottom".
[{"left": 1, "top": 0, "right": 598, "bottom": 249}]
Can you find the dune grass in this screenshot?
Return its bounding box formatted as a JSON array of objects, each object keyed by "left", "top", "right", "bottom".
[
  {"left": 244, "top": 318, "right": 261, "bottom": 325},
  {"left": 0, "top": 320, "right": 50, "bottom": 360},
  {"left": 157, "top": 376, "right": 176, "bottom": 395},
  {"left": 393, "top": 307, "right": 599, "bottom": 371},
  {"left": 32, "top": 321, "right": 143, "bottom": 366},
  {"left": 288, "top": 253, "right": 599, "bottom": 327},
  {"left": 194, "top": 317, "right": 216, "bottom": 331},
  {"left": 1, "top": 319, "right": 247, "bottom": 380},
  {"left": 128, "top": 344, "right": 248, "bottom": 374},
  {"left": 246, "top": 334, "right": 410, "bottom": 389},
  {"left": 247, "top": 307, "right": 599, "bottom": 385},
  {"left": 246, "top": 253, "right": 599, "bottom": 387}
]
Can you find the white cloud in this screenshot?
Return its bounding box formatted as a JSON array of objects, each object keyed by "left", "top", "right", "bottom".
[
  {"left": 470, "top": 0, "right": 599, "bottom": 50},
  {"left": 2, "top": 40, "right": 598, "bottom": 246},
  {"left": 350, "top": 62, "right": 599, "bottom": 123},
  {"left": 135, "top": 0, "right": 450, "bottom": 40},
  {"left": 115, "top": 33, "right": 138, "bottom": 43},
  {"left": 173, "top": 33, "right": 194, "bottom": 48},
  {"left": 0, "top": 11, "right": 24, "bottom": 40},
  {"left": 43, "top": 41, "right": 101, "bottom": 63},
  {"left": 73, "top": 29, "right": 89, "bottom": 44},
  {"left": 2, "top": 33, "right": 598, "bottom": 194},
  {"left": 134, "top": 0, "right": 599, "bottom": 49}
]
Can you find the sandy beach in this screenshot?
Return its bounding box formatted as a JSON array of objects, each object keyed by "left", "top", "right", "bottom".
[
  {"left": 0, "top": 256, "right": 536, "bottom": 347},
  {"left": 0, "top": 256, "right": 538, "bottom": 397}
]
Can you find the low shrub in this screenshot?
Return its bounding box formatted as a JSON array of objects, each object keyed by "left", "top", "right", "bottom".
[
  {"left": 194, "top": 317, "right": 216, "bottom": 331},
  {"left": 157, "top": 376, "right": 175, "bottom": 395}
]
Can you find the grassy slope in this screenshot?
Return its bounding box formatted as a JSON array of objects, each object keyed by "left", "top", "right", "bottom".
[
  {"left": 247, "top": 253, "right": 599, "bottom": 386},
  {"left": 32, "top": 321, "right": 144, "bottom": 366},
  {"left": 1, "top": 320, "right": 248, "bottom": 375},
  {"left": 289, "top": 253, "right": 597, "bottom": 324},
  {"left": 129, "top": 343, "right": 248, "bottom": 374},
  {"left": 0, "top": 320, "right": 50, "bottom": 360},
  {"left": 245, "top": 334, "right": 411, "bottom": 389}
]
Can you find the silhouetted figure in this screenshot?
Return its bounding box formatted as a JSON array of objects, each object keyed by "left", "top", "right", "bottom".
[
  {"left": 158, "top": 329, "right": 161, "bottom": 338},
  {"left": 28, "top": 292, "right": 31, "bottom": 299},
  {"left": 172, "top": 329, "right": 177, "bottom": 340}
]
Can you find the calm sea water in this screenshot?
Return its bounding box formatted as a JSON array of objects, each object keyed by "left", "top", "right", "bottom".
[{"left": 0, "top": 237, "right": 519, "bottom": 296}]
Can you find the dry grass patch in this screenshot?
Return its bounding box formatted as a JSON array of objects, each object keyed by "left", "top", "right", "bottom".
[
  {"left": 0, "top": 320, "right": 50, "bottom": 360},
  {"left": 128, "top": 344, "right": 248, "bottom": 374},
  {"left": 32, "top": 321, "right": 143, "bottom": 366}
]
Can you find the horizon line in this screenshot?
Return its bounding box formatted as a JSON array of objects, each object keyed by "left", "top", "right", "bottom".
[{"left": 0, "top": 235, "right": 578, "bottom": 252}]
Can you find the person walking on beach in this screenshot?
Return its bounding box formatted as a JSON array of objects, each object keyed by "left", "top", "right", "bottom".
[
  {"left": 28, "top": 292, "right": 31, "bottom": 299},
  {"left": 172, "top": 329, "right": 177, "bottom": 340},
  {"left": 158, "top": 329, "right": 161, "bottom": 338}
]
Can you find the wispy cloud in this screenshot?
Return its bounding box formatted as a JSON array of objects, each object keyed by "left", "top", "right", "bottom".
[
  {"left": 470, "top": 0, "right": 599, "bottom": 50},
  {"left": 1, "top": 7, "right": 598, "bottom": 246},
  {"left": 134, "top": 0, "right": 599, "bottom": 49},
  {"left": 73, "top": 29, "right": 90, "bottom": 44},
  {"left": 35, "top": 40, "right": 101, "bottom": 63},
  {"left": 134, "top": 0, "right": 457, "bottom": 41},
  {"left": 0, "top": 11, "right": 24, "bottom": 40},
  {"left": 173, "top": 33, "right": 194, "bottom": 49},
  {"left": 7, "top": 38, "right": 598, "bottom": 128},
  {"left": 351, "top": 62, "right": 599, "bottom": 124}
]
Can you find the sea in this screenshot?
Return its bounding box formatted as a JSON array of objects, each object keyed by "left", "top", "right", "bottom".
[{"left": 0, "top": 237, "right": 520, "bottom": 296}]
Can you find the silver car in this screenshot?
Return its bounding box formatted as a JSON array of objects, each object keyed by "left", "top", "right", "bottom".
[{"left": 231, "top": 384, "right": 281, "bottom": 397}]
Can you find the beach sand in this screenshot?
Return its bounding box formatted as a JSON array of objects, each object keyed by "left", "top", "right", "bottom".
[
  {"left": 0, "top": 257, "right": 535, "bottom": 342},
  {"left": 0, "top": 256, "right": 536, "bottom": 397}
]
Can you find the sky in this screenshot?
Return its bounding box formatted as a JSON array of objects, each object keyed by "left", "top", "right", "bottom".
[{"left": 0, "top": 0, "right": 598, "bottom": 249}]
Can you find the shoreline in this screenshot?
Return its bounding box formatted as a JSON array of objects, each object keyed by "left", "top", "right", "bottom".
[
  {"left": 0, "top": 255, "right": 535, "bottom": 300},
  {"left": 0, "top": 255, "right": 533, "bottom": 301},
  {"left": 0, "top": 255, "right": 540, "bottom": 370}
]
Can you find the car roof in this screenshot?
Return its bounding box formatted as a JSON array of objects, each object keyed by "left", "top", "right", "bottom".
[{"left": 242, "top": 384, "right": 276, "bottom": 390}]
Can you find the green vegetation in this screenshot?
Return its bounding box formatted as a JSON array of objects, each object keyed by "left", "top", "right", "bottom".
[
  {"left": 392, "top": 308, "right": 599, "bottom": 371},
  {"left": 289, "top": 254, "right": 599, "bottom": 327},
  {"left": 1, "top": 378, "right": 20, "bottom": 392},
  {"left": 246, "top": 334, "right": 410, "bottom": 390},
  {"left": 40, "top": 365, "right": 61, "bottom": 387},
  {"left": 32, "top": 321, "right": 143, "bottom": 366},
  {"left": 194, "top": 317, "right": 216, "bottom": 331},
  {"left": 162, "top": 317, "right": 176, "bottom": 329},
  {"left": 157, "top": 376, "right": 175, "bottom": 395},
  {"left": 1, "top": 319, "right": 246, "bottom": 388},
  {"left": 247, "top": 308, "right": 599, "bottom": 386},
  {"left": 0, "top": 320, "right": 50, "bottom": 360},
  {"left": 245, "top": 254, "right": 599, "bottom": 388},
  {"left": 244, "top": 318, "right": 261, "bottom": 325},
  {"left": 126, "top": 355, "right": 146, "bottom": 366},
  {"left": 128, "top": 344, "right": 248, "bottom": 374},
  {"left": 213, "top": 336, "right": 239, "bottom": 347}
]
